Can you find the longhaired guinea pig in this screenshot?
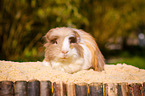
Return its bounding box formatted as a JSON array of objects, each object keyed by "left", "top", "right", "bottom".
[{"left": 43, "top": 27, "right": 105, "bottom": 73}]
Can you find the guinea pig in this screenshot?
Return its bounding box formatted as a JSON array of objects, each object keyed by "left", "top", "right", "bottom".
[{"left": 43, "top": 27, "right": 105, "bottom": 73}]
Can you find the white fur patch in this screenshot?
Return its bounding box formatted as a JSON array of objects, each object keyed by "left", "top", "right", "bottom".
[
  {"left": 50, "top": 57, "right": 84, "bottom": 73},
  {"left": 71, "top": 28, "right": 92, "bottom": 69},
  {"left": 79, "top": 44, "right": 92, "bottom": 69},
  {"left": 42, "top": 60, "right": 51, "bottom": 67},
  {"left": 62, "top": 36, "right": 70, "bottom": 52}
]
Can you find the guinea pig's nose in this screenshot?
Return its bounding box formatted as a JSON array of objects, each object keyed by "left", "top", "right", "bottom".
[{"left": 62, "top": 50, "right": 68, "bottom": 54}]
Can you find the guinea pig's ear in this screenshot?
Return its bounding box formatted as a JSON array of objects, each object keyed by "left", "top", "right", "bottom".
[
  {"left": 45, "top": 29, "right": 54, "bottom": 42},
  {"left": 45, "top": 32, "right": 50, "bottom": 42},
  {"left": 44, "top": 29, "right": 54, "bottom": 48},
  {"left": 73, "top": 31, "right": 81, "bottom": 43}
]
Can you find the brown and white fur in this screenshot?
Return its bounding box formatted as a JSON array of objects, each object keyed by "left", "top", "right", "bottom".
[{"left": 43, "top": 27, "right": 105, "bottom": 73}]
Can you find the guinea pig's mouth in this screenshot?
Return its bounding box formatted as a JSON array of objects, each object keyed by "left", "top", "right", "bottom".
[
  {"left": 59, "top": 55, "right": 70, "bottom": 61},
  {"left": 59, "top": 54, "right": 68, "bottom": 59},
  {"left": 60, "top": 57, "right": 68, "bottom": 59}
]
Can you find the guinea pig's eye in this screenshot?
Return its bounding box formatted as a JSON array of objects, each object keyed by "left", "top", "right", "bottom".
[
  {"left": 69, "top": 37, "right": 77, "bottom": 44},
  {"left": 50, "top": 39, "right": 57, "bottom": 44}
]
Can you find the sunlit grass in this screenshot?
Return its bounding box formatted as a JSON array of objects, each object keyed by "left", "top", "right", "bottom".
[{"left": 107, "top": 56, "right": 145, "bottom": 69}]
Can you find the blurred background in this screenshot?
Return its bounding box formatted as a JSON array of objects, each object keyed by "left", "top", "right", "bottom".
[{"left": 0, "top": 0, "right": 145, "bottom": 69}]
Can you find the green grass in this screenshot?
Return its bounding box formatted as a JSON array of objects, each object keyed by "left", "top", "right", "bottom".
[{"left": 107, "top": 56, "right": 145, "bottom": 69}]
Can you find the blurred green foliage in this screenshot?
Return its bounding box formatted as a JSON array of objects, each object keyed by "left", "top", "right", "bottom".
[
  {"left": 108, "top": 53, "right": 145, "bottom": 69},
  {"left": 107, "top": 46, "right": 145, "bottom": 69},
  {"left": 0, "top": 0, "right": 145, "bottom": 69}
]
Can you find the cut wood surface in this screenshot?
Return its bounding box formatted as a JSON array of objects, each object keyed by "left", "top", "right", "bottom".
[{"left": 0, "top": 61, "right": 145, "bottom": 84}]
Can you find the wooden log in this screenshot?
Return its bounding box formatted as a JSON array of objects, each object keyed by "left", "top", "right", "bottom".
[
  {"left": 107, "top": 83, "right": 118, "bottom": 96},
  {"left": 28, "top": 80, "right": 40, "bottom": 96},
  {"left": 14, "top": 81, "right": 27, "bottom": 96},
  {"left": 75, "top": 83, "right": 88, "bottom": 96},
  {"left": 128, "top": 83, "right": 142, "bottom": 96},
  {"left": 132, "top": 83, "right": 142, "bottom": 96},
  {"left": 0, "top": 81, "right": 14, "bottom": 96},
  {"left": 118, "top": 83, "right": 122, "bottom": 96},
  {"left": 66, "top": 83, "right": 75, "bottom": 96},
  {"left": 128, "top": 84, "right": 133, "bottom": 96},
  {"left": 118, "top": 83, "right": 129, "bottom": 96},
  {"left": 89, "top": 83, "right": 103, "bottom": 96},
  {"left": 142, "top": 82, "right": 145, "bottom": 96},
  {"left": 53, "top": 82, "right": 67, "bottom": 96},
  {"left": 40, "top": 81, "right": 52, "bottom": 96},
  {"left": 103, "top": 84, "right": 107, "bottom": 96}
]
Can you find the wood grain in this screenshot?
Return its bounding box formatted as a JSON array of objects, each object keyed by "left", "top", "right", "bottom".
[
  {"left": 0, "top": 81, "right": 14, "bottom": 96},
  {"left": 40, "top": 81, "right": 52, "bottom": 96},
  {"left": 28, "top": 80, "right": 40, "bottom": 96},
  {"left": 75, "top": 83, "right": 88, "bottom": 96},
  {"left": 89, "top": 83, "right": 103, "bottom": 96},
  {"left": 53, "top": 82, "right": 67, "bottom": 96},
  {"left": 15, "top": 81, "right": 27, "bottom": 96}
]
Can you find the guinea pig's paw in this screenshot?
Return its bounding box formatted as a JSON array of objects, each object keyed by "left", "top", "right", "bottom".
[{"left": 42, "top": 60, "right": 51, "bottom": 67}]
